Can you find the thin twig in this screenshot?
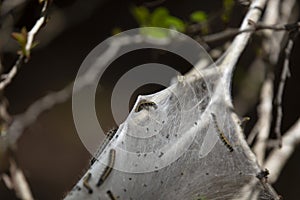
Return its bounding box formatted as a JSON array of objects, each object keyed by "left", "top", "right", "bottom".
[
  {"left": 274, "top": 32, "right": 298, "bottom": 147},
  {"left": 202, "top": 21, "right": 300, "bottom": 43},
  {"left": 0, "top": 56, "right": 24, "bottom": 91},
  {"left": 0, "top": 0, "right": 49, "bottom": 91}
]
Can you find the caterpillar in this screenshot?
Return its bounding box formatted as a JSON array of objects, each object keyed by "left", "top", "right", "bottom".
[
  {"left": 135, "top": 100, "right": 157, "bottom": 112},
  {"left": 107, "top": 190, "right": 117, "bottom": 200},
  {"left": 83, "top": 173, "right": 93, "bottom": 194},
  {"left": 90, "top": 128, "right": 118, "bottom": 166},
  {"left": 211, "top": 113, "right": 234, "bottom": 152},
  {"left": 96, "top": 149, "right": 116, "bottom": 187}
]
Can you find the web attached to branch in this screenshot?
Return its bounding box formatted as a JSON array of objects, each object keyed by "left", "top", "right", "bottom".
[{"left": 67, "top": 59, "right": 279, "bottom": 200}]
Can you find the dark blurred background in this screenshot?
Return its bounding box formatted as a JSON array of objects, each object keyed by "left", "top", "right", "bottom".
[{"left": 0, "top": 0, "right": 299, "bottom": 199}]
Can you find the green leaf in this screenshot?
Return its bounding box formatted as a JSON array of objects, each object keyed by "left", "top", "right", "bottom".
[
  {"left": 131, "top": 6, "right": 186, "bottom": 32},
  {"left": 131, "top": 6, "right": 150, "bottom": 26},
  {"left": 164, "top": 16, "right": 186, "bottom": 32},
  {"left": 190, "top": 11, "right": 207, "bottom": 23},
  {"left": 11, "top": 32, "right": 26, "bottom": 45},
  {"left": 11, "top": 27, "right": 27, "bottom": 46},
  {"left": 150, "top": 7, "right": 169, "bottom": 27}
]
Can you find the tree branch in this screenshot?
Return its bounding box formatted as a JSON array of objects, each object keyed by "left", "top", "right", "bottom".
[
  {"left": 252, "top": 78, "right": 273, "bottom": 165},
  {"left": 0, "top": 0, "right": 49, "bottom": 91},
  {"left": 202, "top": 22, "right": 300, "bottom": 43},
  {"left": 264, "top": 118, "right": 300, "bottom": 183},
  {"left": 274, "top": 31, "right": 298, "bottom": 147}
]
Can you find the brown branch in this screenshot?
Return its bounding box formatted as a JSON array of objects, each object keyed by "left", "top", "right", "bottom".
[
  {"left": 201, "top": 21, "right": 300, "bottom": 43},
  {"left": 0, "top": 0, "right": 49, "bottom": 91}
]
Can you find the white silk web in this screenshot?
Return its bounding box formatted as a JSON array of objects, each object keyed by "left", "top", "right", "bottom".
[{"left": 66, "top": 27, "right": 280, "bottom": 200}]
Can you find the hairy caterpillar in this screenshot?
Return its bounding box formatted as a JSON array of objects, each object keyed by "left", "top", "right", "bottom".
[
  {"left": 135, "top": 100, "right": 157, "bottom": 112},
  {"left": 96, "top": 149, "right": 116, "bottom": 187},
  {"left": 90, "top": 128, "right": 118, "bottom": 165},
  {"left": 211, "top": 113, "right": 234, "bottom": 152},
  {"left": 83, "top": 173, "right": 93, "bottom": 194}
]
